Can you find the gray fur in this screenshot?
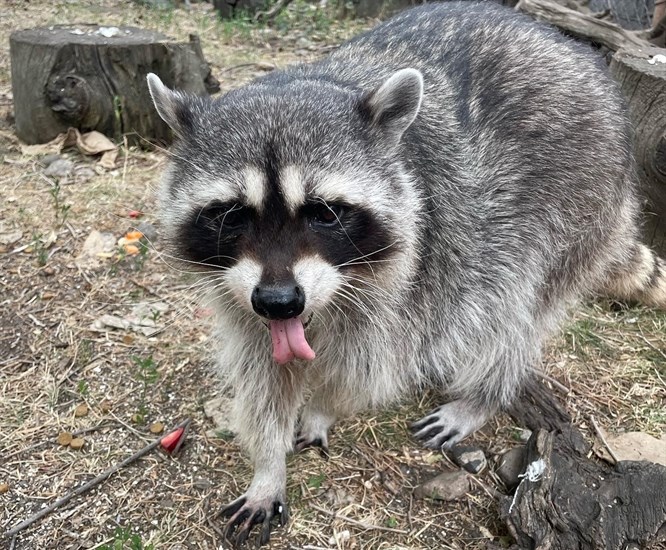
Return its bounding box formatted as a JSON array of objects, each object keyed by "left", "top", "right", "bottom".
[{"left": 150, "top": 2, "right": 666, "bottom": 542}]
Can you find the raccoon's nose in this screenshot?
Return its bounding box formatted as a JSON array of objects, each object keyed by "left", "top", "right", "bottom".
[{"left": 251, "top": 284, "right": 305, "bottom": 320}]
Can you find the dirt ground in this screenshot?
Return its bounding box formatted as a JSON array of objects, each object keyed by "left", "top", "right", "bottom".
[{"left": 0, "top": 1, "right": 664, "bottom": 549}]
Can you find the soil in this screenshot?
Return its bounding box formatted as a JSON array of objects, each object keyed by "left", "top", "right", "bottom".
[{"left": 0, "top": 1, "right": 664, "bottom": 549}]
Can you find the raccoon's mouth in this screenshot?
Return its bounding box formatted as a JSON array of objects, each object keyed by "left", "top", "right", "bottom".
[{"left": 263, "top": 315, "right": 315, "bottom": 365}]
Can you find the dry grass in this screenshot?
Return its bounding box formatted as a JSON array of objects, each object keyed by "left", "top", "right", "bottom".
[{"left": 0, "top": 1, "right": 664, "bottom": 549}]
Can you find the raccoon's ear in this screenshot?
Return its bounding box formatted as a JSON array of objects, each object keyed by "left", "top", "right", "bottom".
[
  {"left": 362, "top": 68, "right": 423, "bottom": 143},
  {"left": 146, "top": 73, "right": 193, "bottom": 137}
]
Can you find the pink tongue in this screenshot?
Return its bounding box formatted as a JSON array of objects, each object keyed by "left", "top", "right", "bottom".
[{"left": 269, "top": 318, "right": 316, "bottom": 365}]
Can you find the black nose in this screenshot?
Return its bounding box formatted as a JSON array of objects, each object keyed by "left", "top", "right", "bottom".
[{"left": 251, "top": 284, "right": 305, "bottom": 320}]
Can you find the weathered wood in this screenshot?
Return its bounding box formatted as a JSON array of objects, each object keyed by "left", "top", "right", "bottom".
[
  {"left": 503, "top": 379, "right": 666, "bottom": 549},
  {"left": 611, "top": 47, "right": 666, "bottom": 254},
  {"left": 10, "top": 25, "right": 219, "bottom": 146},
  {"left": 517, "top": 0, "right": 649, "bottom": 50}
]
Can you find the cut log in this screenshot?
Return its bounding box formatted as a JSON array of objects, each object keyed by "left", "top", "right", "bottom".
[
  {"left": 503, "top": 378, "right": 666, "bottom": 549},
  {"left": 10, "top": 25, "right": 219, "bottom": 146},
  {"left": 611, "top": 47, "right": 666, "bottom": 253}
]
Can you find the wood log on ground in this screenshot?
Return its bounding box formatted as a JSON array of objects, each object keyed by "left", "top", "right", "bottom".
[
  {"left": 502, "top": 378, "right": 666, "bottom": 549},
  {"left": 611, "top": 47, "right": 666, "bottom": 253},
  {"left": 517, "top": 0, "right": 649, "bottom": 50},
  {"left": 10, "top": 25, "right": 219, "bottom": 146}
]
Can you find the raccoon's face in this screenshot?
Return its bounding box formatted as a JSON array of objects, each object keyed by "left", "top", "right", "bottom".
[{"left": 148, "top": 69, "right": 423, "bottom": 364}]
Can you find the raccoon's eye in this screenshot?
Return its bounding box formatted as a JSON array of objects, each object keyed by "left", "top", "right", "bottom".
[
  {"left": 199, "top": 202, "right": 247, "bottom": 231},
  {"left": 308, "top": 203, "right": 344, "bottom": 228}
]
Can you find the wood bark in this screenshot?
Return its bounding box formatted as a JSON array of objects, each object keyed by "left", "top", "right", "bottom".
[
  {"left": 611, "top": 47, "right": 666, "bottom": 253},
  {"left": 503, "top": 378, "right": 666, "bottom": 549},
  {"left": 516, "top": 0, "right": 648, "bottom": 50},
  {"left": 10, "top": 25, "right": 219, "bottom": 146}
]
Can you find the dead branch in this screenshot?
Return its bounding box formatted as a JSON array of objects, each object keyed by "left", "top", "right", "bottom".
[{"left": 516, "top": 0, "right": 649, "bottom": 51}]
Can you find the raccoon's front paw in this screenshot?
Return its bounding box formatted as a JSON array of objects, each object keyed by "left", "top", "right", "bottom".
[
  {"left": 410, "top": 399, "right": 492, "bottom": 450},
  {"left": 218, "top": 493, "right": 289, "bottom": 547}
]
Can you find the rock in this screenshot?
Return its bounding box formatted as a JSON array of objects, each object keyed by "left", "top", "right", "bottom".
[
  {"left": 296, "top": 36, "right": 314, "bottom": 49},
  {"left": 136, "top": 221, "right": 158, "bottom": 243},
  {"left": 496, "top": 446, "right": 527, "bottom": 491},
  {"left": 203, "top": 396, "right": 234, "bottom": 437},
  {"left": 413, "top": 469, "right": 470, "bottom": 501},
  {"left": 77, "top": 230, "right": 116, "bottom": 266},
  {"left": 193, "top": 478, "right": 213, "bottom": 490},
  {"left": 599, "top": 431, "right": 666, "bottom": 467},
  {"left": 451, "top": 445, "right": 488, "bottom": 474},
  {"left": 0, "top": 226, "right": 22, "bottom": 246},
  {"left": 40, "top": 153, "right": 62, "bottom": 167},
  {"left": 74, "top": 165, "right": 96, "bottom": 183},
  {"left": 44, "top": 158, "right": 74, "bottom": 177}
]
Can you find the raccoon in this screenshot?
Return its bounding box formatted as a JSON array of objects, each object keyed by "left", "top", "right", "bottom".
[{"left": 147, "top": 1, "right": 666, "bottom": 545}]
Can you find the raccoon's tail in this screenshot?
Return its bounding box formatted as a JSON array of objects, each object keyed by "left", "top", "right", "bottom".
[{"left": 603, "top": 242, "right": 666, "bottom": 308}]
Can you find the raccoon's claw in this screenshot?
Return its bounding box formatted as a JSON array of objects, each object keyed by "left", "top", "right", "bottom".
[
  {"left": 411, "top": 418, "right": 461, "bottom": 449},
  {"left": 219, "top": 495, "right": 289, "bottom": 547},
  {"left": 410, "top": 399, "right": 492, "bottom": 450},
  {"left": 294, "top": 435, "right": 330, "bottom": 459}
]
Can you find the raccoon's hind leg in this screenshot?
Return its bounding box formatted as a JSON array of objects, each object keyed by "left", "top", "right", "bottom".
[
  {"left": 294, "top": 403, "right": 335, "bottom": 457},
  {"left": 602, "top": 242, "right": 666, "bottom": 308},
  {"left": 294, "top": 388, "right": 344, "bottom": 457},
  {"left": 410, "top": 398, "right": 495, "bottom": 449}
]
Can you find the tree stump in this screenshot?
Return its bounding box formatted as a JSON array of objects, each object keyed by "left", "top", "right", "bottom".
[
  {"left": 10, "top": 25, "right": 219, "bottom": 146},
  {"left": 611, "top": 47, "right": 666, "bottom": 254},
  {"left": 502, "top": 378, "right": 666, "bottom": 549}
]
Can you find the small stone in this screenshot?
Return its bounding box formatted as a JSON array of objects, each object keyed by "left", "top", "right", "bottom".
[
  {"left": 150, "top": 422, "right": 164, "bottom": 434},
  {"left": 203, "top": 396, "right": 234, "bottom": 435},
  {"left": 451, "top": 445, "right": 487, "bottom": 474},
  {"left": 57, "top": 432, "right": 73, "bottom": 446},
  {"left": 69, "top": 437, "right": 85, "bottom": 450},
  {"left": 193, "top": 478, "right": 213, "bottom": 490},
  {"left": 0, "top": 483, "right": 9, "bottom": 494},
  {"left": 74, "top": 403, "right": 88, "bottom": 417},
  {"left": 44, "top": 158, "right": 74, "bottom": 177},
  {"left": 74, "top": 165, "right": 96, "bottom": 183},
  {"left": 255, "top": 61, "right": 276, "bottom": 71},
  {"left": 40, "top": 153, "right": 62, "bottom": 167},
  {"left": 496, "top": 447, "right": 527, "bottom": 491},
  {"left": 41, "top": 266, "right": 56, "bottom": 277},
  {"left": 136, "top": 221, "right": 158, "bottom": 243},
  {"left": 414, "top": 470, "right": 470, "bottom": 501},
  {"left": 77, "top": 230, "right": 116, "bottom": 265}
]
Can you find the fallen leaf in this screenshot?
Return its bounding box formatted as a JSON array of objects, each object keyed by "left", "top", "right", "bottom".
[
  {"left": 57, "top": 432, "right": 73, "bottom": 446},
  {"left": 74, "top": 403, "right": 88, "bottom": 417}
]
